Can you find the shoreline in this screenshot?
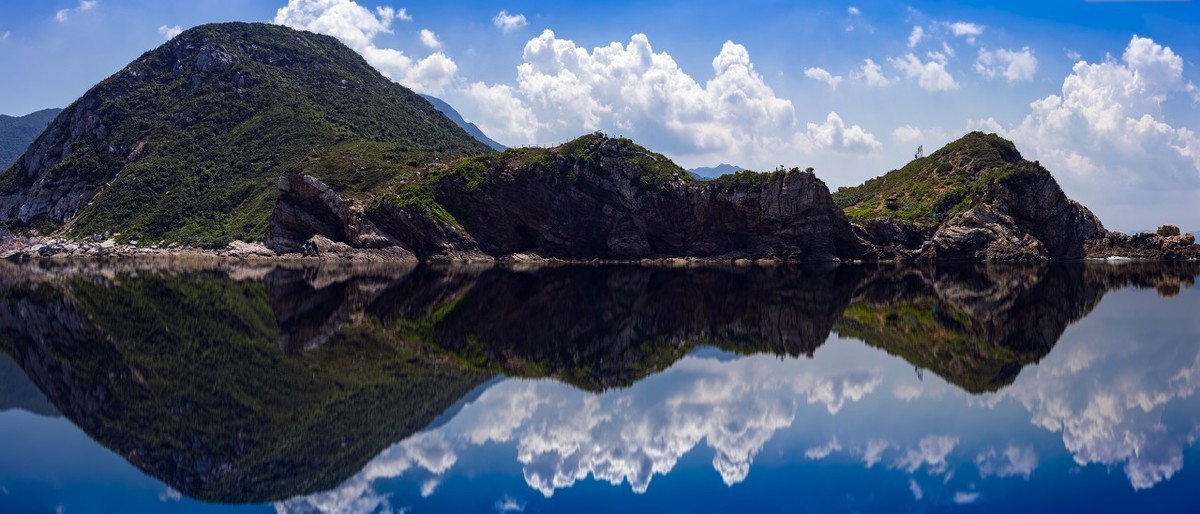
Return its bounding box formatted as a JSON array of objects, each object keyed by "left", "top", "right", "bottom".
[{"left": 1, "top": 236, "right": 1197, "bottom": 267}]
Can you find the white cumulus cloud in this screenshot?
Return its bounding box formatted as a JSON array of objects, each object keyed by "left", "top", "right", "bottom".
[
  {"left": 804, "top": 67, "right": 843, "bottom": 90},
  {"left": 157, "top": 24, "right": 183, "bottom": 40},
  {"left": 493, "top": 10, "right": 527, "bottom": 33},
  {"left": 975, "top": 47, "right": 1038, "bottom": 83},
  {"left": 855, "top": 58, "right": 890, "bottom": 87},
  {"left": 448, "top": 30, "right": 878, "bottom": 167},
  {"left": 847, "top": 6, "right": 861, "bottom": 16},
  {"left": 890, "top": 52, "right": 958, "bottom": 91},
  {"left": 273, "top": 0, "right": 457, "bottom": 94},
  {"left": 419, "top": 28, "right": 441, "bottom": 49},
  {"left": 799, "top": 112, "right": 884, "bottom": 155},
  {"left": 980, "top": 35, "right": 1200, "bottom": 230},
  {"left": 948, "top": 21, "right": 984, "bottom": 44}
]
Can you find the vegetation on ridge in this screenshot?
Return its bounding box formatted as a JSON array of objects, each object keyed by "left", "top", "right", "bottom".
[
  {"left": 0, "top": 22, "right": 490, "bottom": 247},
  {"left": 444, "top": 132, "right": 696, "bottom": 193},
  {"left": 833, "top": 131, "right": 1049, "bottom": 225}
]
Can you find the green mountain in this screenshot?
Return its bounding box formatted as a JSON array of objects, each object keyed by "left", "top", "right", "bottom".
[
  {"left": 0, "top": 22, "right": 490, "bottom": 247},
  {"left": 420, "top": 93, "right": 506, "bottom": 151},
  {"left": 834, "top": 132, "right": 1109, "bottom": 260},
  {"left": 834, "top": 132, "right": 1032, "bottom": 224},
  {"left": 0, "top": 108, "right": 61, "bottom": 169}
]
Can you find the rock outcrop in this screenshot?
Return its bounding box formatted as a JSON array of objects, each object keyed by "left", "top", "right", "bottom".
[
  {"left": 1085, "top": 224, "right": 1200, "bottom": 260},
  {"left": 262, "top": 134, "right": 866, "bottom": 262},
  {"left": 434, "top": 135, "right": 864, "bottom": 261},
  {"left": 915, "top": 168, "right": 1107, "bottom": 260},
  {"left": 838, "top": 132, "right": 1162, "bottom": 261}
]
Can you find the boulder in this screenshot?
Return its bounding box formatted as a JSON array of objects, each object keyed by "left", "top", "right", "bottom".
[
  {"left": 224, "top": 240, "right": 275, "bottom": 258},
  {"left": 1157, "top": 225, "right": 1181, "bottom": 237}
]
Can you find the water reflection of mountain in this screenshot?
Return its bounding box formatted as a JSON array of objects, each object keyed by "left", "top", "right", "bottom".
[
  {"left": 0, "top": 260, "right": 1196, "bottom": 504},
  {"left": 0, "top": 268, "right": 491, "bottom": 504}
]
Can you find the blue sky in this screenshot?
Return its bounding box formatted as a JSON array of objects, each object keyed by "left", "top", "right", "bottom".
[{"left": 1, "top": 0, "right": 1198, "bottom": 230}]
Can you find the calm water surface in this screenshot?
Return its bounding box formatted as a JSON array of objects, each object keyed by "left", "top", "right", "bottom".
[{"left": 1, "top": 261, "right": 1198, "bottom": 513}]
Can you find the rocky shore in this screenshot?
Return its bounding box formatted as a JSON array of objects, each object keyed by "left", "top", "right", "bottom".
[{"left": 2, "top": 227, "right": 1195, "bottom": 265}]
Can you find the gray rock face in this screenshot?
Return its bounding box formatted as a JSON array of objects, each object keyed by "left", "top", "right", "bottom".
[
  {"left": 853, "top": 218, "right": 930, "bottom": 257},
  {"left": 856, "top": 168, "right": 1110, "bottom": 261},
  {"left": 434, "top": 136, "right": 864, "bottom": 261},
  {"left": 0, "top": 97, "right": 107, "bottom": 225},
  {"left": 913, "top": 172, "right": 1106, "bottom": 261},
  {"left": 262, "top": 136, "right": 864, "bottom": 262},
  {"left": 1086, "top": 229, "right": 1200, "bottom": 260},
  {"left": 266, "top": 174, "right": 398, "bottom": 253}
]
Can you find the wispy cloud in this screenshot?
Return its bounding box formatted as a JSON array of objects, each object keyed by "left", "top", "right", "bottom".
[
  {"left": 495, "top": 495, "right": 526, "bottom": 513},
  {"left": 55, "top": 1, "right": 99, "bottom": 23},
  {"left": 493, "top": 10, "right": 528, "bottom": 33},
  {"left": 804, "top": 67, "right": 843, "bottom": 90},
  {"left": 907, "top": 26, "right": 924, "bottom": 48},
  {"left": 954, "top": 491, "right": 982, "bottom": 504}
]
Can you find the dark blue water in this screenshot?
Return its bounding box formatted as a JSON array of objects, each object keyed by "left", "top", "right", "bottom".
[{"left": 1, "top": 262, "right": 1197, "bottom": 513}]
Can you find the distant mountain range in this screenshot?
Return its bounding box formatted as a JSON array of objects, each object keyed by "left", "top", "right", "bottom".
[
  {"left": 419, "top": 94, "right": 506, "bottom": 151},
  {"left": 0, "top": 108, "right": 61, "bottom": 169},
  {"left": 687, "top": 163, "right": 744, "bottom": 180}
]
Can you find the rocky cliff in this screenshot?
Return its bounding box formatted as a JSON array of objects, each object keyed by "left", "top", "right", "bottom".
[
  {"left": 836, "top": 132, "right": 1109, "bottom": 260},
  {"left": 268, "top": 133, "right": 866, "bottom": 261},
  {"left": 836, "top": 131, "right": 1198, "bottom": 261}
]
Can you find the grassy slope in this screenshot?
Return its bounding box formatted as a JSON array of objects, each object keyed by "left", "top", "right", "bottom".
[
  {"left": 833, "top": 132, "right": 1048, "bottom": 224},
  {"left": 0, "top": 22, "right": 490, "bottom": 247}
]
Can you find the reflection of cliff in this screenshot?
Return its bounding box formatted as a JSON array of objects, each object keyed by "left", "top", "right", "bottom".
[
  {"left": 422, "top": 265, "right": 864, "bottom": 390},
  {"left": 834, "top": 262, "right": 1200, "bottom": 393},
  {"left": 0, "top": 271, "right": 489, "bottom": 504}
]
